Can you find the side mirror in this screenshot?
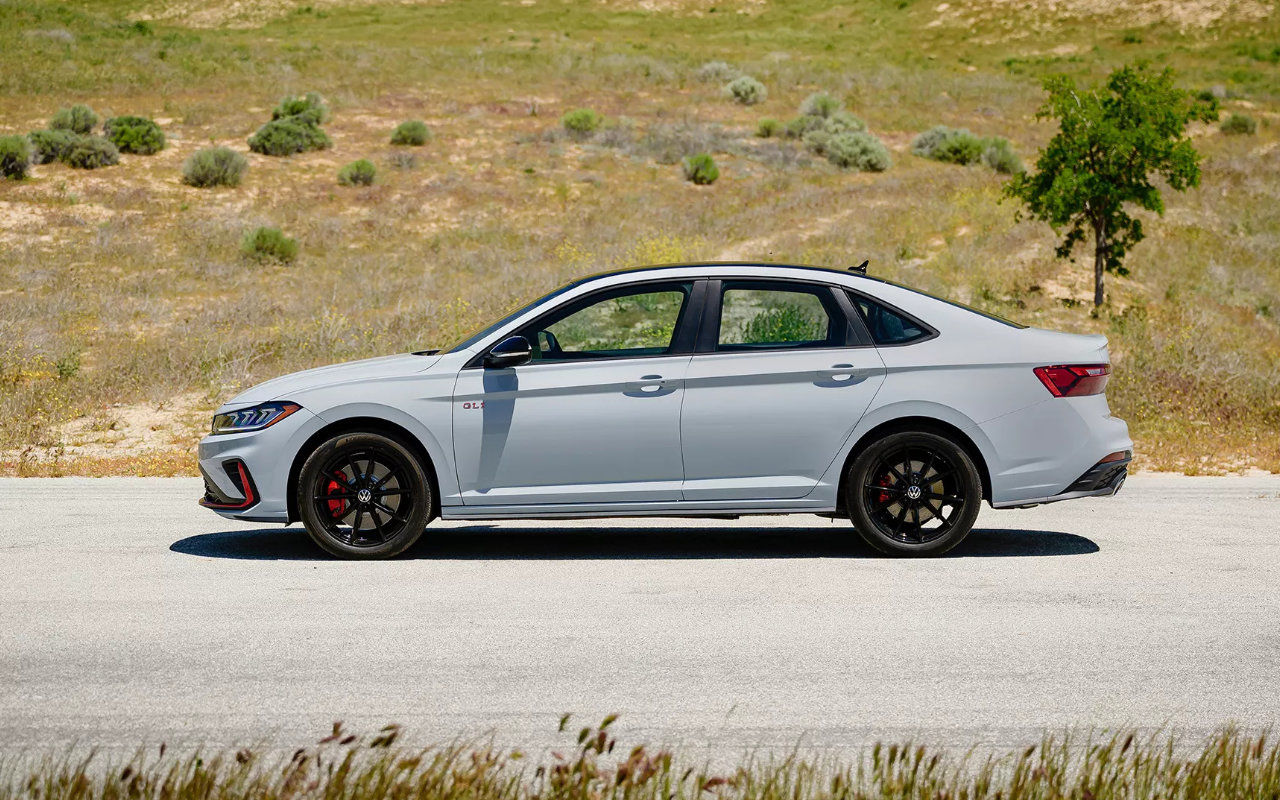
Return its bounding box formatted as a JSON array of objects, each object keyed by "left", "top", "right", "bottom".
[{"left": 484, "top": 335, "right": 532, "bottom": 369}]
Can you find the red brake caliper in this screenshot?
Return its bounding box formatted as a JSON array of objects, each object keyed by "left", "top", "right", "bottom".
[
  {"left": 326, "top": 471, "right": 348, "bottom": 518},
  {"left": 876, "top": 473, "right": 893, "bottom": 505}
]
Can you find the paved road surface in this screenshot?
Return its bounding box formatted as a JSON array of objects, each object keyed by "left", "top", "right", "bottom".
[{"left": 1, "top": 475, "right": 1278, "bottom": 760}]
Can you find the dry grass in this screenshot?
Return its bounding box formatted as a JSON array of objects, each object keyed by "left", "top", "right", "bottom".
[
  {"left": 0, "top": 0, "right": 1278, "bottom": 476},
  {"left": 3, "top": 718, "right": 1279, "bottom": 800}
]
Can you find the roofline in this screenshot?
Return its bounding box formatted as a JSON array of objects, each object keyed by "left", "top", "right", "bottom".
[{"left": 572, "top": 261, "right": 869, "bottom": 284}]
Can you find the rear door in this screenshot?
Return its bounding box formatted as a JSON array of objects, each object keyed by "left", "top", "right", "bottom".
[
  {"left": 679, "top": 278, "right": 886, "bottom": 501},
  {"left": 451, "top": 280, "right": 702, "bottom": 506}
]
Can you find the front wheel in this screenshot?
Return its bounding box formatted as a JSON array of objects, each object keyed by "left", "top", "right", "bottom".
[
  {"left": 846, "top": 430, "right": 982, "bottom": 556},
  {"left": 297, "top": 431, "right": 434, "bottom": 559}
]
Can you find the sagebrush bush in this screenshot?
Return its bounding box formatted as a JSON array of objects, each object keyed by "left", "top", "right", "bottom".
[
  {"left": 980, "top": 136, "right": 1023, "bottom": 173},
  {"left": 1220, "top": 112, "right": 1258, "bottom": 135},
  {"left": 932, "top": 131, "right": 984, "bottom": 164},
  {"left": 338, "top": 158, "right": 376, "bottom": 186},
  {"left": 182, "top": 146, "right": 248, "bottom": 187},
  {"left": 562, "top": 108, "right": 603, "bottom": 138},
  {"left": 681, "top": 153, "right": 719, "bottom": 185},
  {"left": 272, "top": 92, "right": 328, "bottom": 125},
  {"left": 248, "top": 117, "right": 332, "bottom": 155},
  {"left": 390, "top": 119, "right": 431, "bottom": 146},
  {"left": 910, "top": 125, "right": 963, "bottom": 158},
  {"left": 103, "top": 115, "right": 165, "bottom": 154},
  {"left": 724, "top": 75, "right": 767, "bottom": 105},
  {"left": 823, "top": 131, "right": 891, "bottom": 172},
  {"left": 241, "top": 226, "right": 298, "bottom": 263},
  {"left": 0, "top": 135, "right": 31, "bottom": 180},
  {"left": 63, "top": 136, "right": 119, "bottom": 169},
  {"left": 799, "top": 91, "right": 842, "bottom": 119},
  {"left": 696, "top": 60, "right": 738, "bottom": 82},
  {"left": 27, "top": 129, "right": 77, "bottom": 164},
  {"left": 50, "top": 104, "right": 98, "bottom": 135},
  {"left": 755, "top": 118, "right": 782, "bottom": 138},
  {"left": 386, "top": 151, "right": 418, "bottom": 170}
]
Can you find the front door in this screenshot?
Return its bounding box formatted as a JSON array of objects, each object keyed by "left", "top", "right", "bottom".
[
  {"left": 452, "top": 280, "right": 699, "bottom": 506},
  {"left": 680, "top": 279, "right": 886, "bottom": 501}
]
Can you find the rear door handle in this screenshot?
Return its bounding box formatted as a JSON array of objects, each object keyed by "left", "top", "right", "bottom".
[{"left": 819, "top": 364, "right": 857, "bottom": 380}]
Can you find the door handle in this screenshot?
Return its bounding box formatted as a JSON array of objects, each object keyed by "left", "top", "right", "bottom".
[
  {"left": 627, "top": 374, "right": 668, "bottom": 393},
  {"left": 819, "top": 364, "right": 857, "bottom": 380}
]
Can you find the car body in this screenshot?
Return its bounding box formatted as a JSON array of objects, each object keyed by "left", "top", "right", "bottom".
[{"left": 198, "top": 262, "right": 1132, "bottom": 557}]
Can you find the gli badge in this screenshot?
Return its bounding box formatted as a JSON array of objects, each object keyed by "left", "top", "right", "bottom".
[{"left": 462, "top": 401, "right": 485, "bottom": 410}]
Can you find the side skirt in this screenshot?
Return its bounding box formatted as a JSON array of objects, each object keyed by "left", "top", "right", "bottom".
[{"left": 440, "top": 498, "right": 836, "bottom": 520}]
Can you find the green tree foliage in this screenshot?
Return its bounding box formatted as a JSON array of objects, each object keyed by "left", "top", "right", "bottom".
[{"left": 1005, "top": 64, "right": 1215, "bottom": 307}]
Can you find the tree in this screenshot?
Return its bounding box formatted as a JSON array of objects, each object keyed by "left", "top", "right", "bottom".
[{"left": 1006, "top": 64, "right": 1216, "bottom": 307}]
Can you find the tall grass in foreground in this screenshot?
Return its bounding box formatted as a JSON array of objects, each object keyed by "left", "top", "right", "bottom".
[{"left": 3, "top": 718, "right": 1278, "bottom": 800}]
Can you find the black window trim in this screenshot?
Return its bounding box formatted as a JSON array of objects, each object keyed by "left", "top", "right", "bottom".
[
  {"left": 845, "top": 288, "right": 940, "bottom": 347},
  {"left": 462, "top": 278, "right": 706, "bottom": 369},
  {"left": 695, "top": 276, "right": 874, "bottom": 355}
]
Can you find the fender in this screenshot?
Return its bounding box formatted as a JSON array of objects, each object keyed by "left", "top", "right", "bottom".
[{"left": 313, "top": 401, "right": 461, "bottom": 502}]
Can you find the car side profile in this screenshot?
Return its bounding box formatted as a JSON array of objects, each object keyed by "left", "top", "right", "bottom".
[{"left": 198, "top": 262, "right": 1132, "bottom": 558}]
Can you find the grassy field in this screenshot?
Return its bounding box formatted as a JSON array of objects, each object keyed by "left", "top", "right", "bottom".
[
  {"left": 0, "top": 0, "right": 1278, "bottom": 475},
  {"left": 3, "top": 718, "right": 1279, "bottom": 800}
]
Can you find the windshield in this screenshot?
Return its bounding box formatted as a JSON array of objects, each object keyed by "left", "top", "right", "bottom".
[{"left": 442, "top": 281, "right": 578, "bottom": 353}]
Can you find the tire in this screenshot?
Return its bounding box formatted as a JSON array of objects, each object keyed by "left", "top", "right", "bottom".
[
  {"left": 296, "top": 431, "right": 434, "bottom": 559},
  {"left": 846, "top": 430, "right": 982, "bottom": 557}
]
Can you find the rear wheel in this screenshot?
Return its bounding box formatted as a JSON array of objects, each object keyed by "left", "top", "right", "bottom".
[
  {"left": 846, "top": 430, "right": 982, "bottom": 556},
  {"left": 297, "top": 431, "right": 433, "bottom": 559}
]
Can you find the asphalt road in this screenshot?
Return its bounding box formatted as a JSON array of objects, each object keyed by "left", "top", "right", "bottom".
[{"left": 1, "top": 474, "right": 1278, "bottom": 761}]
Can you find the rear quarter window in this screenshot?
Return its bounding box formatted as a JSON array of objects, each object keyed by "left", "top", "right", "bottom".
[{"left": 848, "top": 293, "right": 931, "bottom": 345}]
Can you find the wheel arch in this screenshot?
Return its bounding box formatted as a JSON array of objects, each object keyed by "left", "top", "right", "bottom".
[
  {"left": 286, "top": 416, "right": 442, "bottom": 523},
  {"left": 837, "top": 415, "right": 993, "bottom": 511}
]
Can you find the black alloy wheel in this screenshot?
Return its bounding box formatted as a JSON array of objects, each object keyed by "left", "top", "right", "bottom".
[
  {"left": 846, "top": 430, "right": 982, "bottom": 556},
  {"left": 297, "top": 431, "right": 433, "bottom": 559}
]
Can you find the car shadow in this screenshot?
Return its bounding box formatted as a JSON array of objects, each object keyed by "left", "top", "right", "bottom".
[{"left": 170, "top": 525, "right": 1098, "bottom": 561}]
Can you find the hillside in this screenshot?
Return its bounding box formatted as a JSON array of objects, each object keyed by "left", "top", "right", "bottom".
[{"left": 0, "top": 0, "right": 1277, "bottom": 475}]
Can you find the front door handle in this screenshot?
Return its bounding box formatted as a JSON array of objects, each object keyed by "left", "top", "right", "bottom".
[{"left": 626, "top": 374, "right": 668, "bottom": 393}]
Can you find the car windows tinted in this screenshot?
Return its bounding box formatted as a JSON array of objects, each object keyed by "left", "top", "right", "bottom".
[
  {"left": 849, "top": 293, "right": 929, "bottom": 345},
  {"left": 525, "top": 283, "right": 692, "bottom": 361},
  {"left": 717, "top": 285, "right": 837, "bottom": 351}
]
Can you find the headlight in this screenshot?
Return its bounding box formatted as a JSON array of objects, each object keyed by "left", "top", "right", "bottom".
[{"left": 210, "top": 401, "right": 301, "bottom": 435}]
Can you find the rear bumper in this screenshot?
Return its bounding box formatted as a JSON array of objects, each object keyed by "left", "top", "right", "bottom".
[{"left": 992, "top": 452, "right": 1129, "bottom": 508}]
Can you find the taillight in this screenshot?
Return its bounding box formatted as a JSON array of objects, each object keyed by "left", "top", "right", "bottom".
[{"left": 1034, "top": 364, "right": 1111, "bottom": 397}]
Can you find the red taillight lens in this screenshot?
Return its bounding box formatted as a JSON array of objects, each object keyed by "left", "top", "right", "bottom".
[{"left": 1034, "top": 364, "right": 1111, "bottom": 397}]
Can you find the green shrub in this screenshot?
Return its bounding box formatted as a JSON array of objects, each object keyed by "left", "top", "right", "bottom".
[
  {"left": 103, "top": 115, "right": 165, "bottom": 155},
  {"left": 182, "top": 146, "right": 248, "bottom": 188},
  {"left": 681, "top": 153, "right": 719, "bottom": 185},
  {"left": 390, "top": 119, "right": 431, "bottom": 146},
  {"left": 980, "top": 136, "right": 1023, "bottom": 174},
  {"left": 932, "top": 131, "right": 984, "bottom": 164},
  {"left": 561, "top": 108, "right": 603, "bottom": 139},
  {"left": 248, "top": 117, "right": 332, "bottom": 155},
  {"left": 50, "top": 104, "right": 98, "bottom": 135},
  {"left": 1220, "top": 112, "right": 1257, "bottom": 135},
  {"left": 338, "top": 158, "right": 376, "bottom": 186},
  {"left": 784, "top": 114, "right": 827, "bottom": 139},
  {"left": 911, "top": 125, "right": 963, "bottom": 158},
  {"left": 799, "top": 91, "right": 842, "bottom": 119},
  {"left": 241, "top": 226, "right": 298, "bottom": 263},
  {"left": 0, "top": 135, "right": 32, "bottom": 180},
  {"left": 724, "top": 75, "right": 767, "bottom": 106},
  {"left": 744, "top": 303, "right": 825, "bottom": 343},
  {"left": 27, "top": 129, "right": 78, "bottom": 164},
  {"left": 755, "top": 118, "right": 782, "bottom": 138},
  {"left": 64, "top": 136, "right": 119, "bottom": 169},
  {"left": 823, "top": 131, "right": 891, "bottom": 172},
  {"left": 272, "top": 92, "right": 328, "bottom": 125},
  {"left": 696, "top": 60, "right": 738, "bottom": 82}
]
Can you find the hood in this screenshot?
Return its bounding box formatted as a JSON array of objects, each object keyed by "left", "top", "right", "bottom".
[{"left": 223, "top": 353, "right": 441, "bottom": 409}]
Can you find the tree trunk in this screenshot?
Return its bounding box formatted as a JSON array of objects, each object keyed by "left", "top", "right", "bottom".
[{"left": 1093, "top": 218, "right": 1107, "bottom": 308}]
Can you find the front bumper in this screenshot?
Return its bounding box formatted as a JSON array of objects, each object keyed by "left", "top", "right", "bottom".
[{"left": 197, "top": 406, "right": 317, "bottom": 522}]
